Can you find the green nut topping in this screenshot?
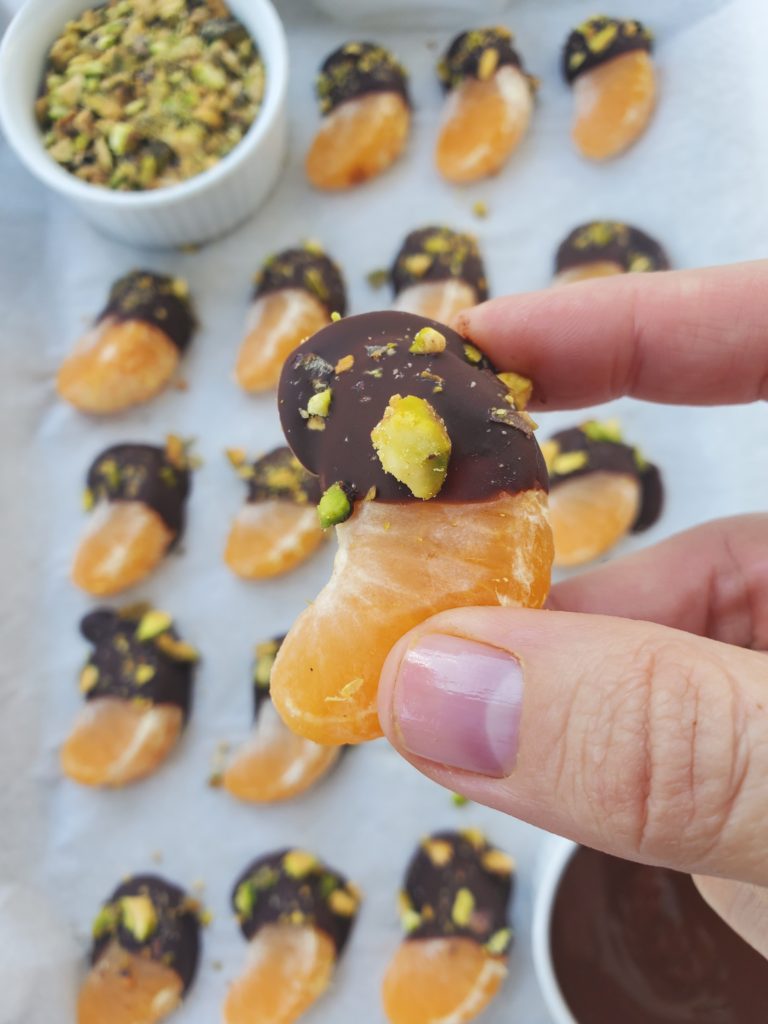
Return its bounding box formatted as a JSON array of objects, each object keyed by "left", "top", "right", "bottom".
[
  {"left": 371, "top": 395, "right": 452, "bottom": 500},
  {"left": 283, "top": 850, "right": 319, "bottom": 879},
  {"left": 136, "top": 610, "right": 173, "bottom": 642},
  {"left": 451, "top": 886, "right": 475, "bottom": 927},
  {"left": 119, "top": 895, "right": 157, "bottom": 942},
  {"left": 317, "top": 482, "right": 352, "bottom": 529},
  {"left": 306, "top": 387, "right": 333, "bottom": 418},
  {"left": 92, "top": 903, "right": 119, "bottom": 939},
  {"left": 486, "top": 927, "right": 513, "bottom": 955},
  {"left": 234, "top": 880, "right": 255, "bottom": 919},
  {"left": 581, "top": 418, "right": 624, "bottom": 444},
  {"left": 410, "top": 327, "right": 447, "bottom": 355}
]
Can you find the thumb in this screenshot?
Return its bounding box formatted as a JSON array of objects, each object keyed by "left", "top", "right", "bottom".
[{"left": 377, "top": 607, "right": 768, "bottom": 885}]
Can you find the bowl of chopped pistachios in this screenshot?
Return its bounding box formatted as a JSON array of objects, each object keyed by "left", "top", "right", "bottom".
[{"left": 0, "top": 0, "right": 288, "bottom": 247}]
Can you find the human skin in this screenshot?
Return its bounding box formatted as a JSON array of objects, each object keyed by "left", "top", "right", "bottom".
[{"left": 376, "top": 262, "right": 768, "bottom": 957}]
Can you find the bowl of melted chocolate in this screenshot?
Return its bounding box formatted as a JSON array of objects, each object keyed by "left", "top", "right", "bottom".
[{"left": 533, "top": 840, "right": 768, "bottom": 1024}]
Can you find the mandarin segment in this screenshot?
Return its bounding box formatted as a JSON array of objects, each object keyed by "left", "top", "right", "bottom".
[
  {"left": 394, "top": 280, "right": 478, "bottom": 325},
  {"left": 224, "top": 501, "right": 325, "bottom": 580},
  {"left": 549, "top": 471, "right": 641, "bottom": 567},
  {"left": 554, "top": 261, "right": 624, "bottom": 285},
  {"left": 572, "top": 49, "right": 656, "bottom": 160},
  {"left": 77, "top": 941, "right": 183, "bottom": 1024}
]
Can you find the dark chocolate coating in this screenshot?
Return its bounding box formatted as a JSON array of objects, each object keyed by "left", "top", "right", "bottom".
[
  {"left": 391, "top": 227, "right": 488, "bottom": 303},
  {"left": 251, "top": 634, "right": 285, "bottom": 719},
  {"left": 80, "top": 608, "right": 195, "bottom": 719},
  {"left": 563, "top": 16, "right": 653, "bottom": 84},
  {"left": 246, "top": 447, "right": 322, "bottom": 507},
  {"left": 403, "top": 831, "right": 513, "bottom": 946},
  {"left": 254, "top": 248, "right": 347, "bottom": 318},
  {"left": 232, "top": 851, "right": 358, "bottom": 954},
  {"left": 556, "top": 222, "right": 669, "bottom": 275},
  {"left": 278, "top": 311, "right": 545, "bottom": 506},
  {"left": 551, "top": 847, "right": 768, "bottom": 1024},
  {"left": 98, "top": 270, "right": 196, "bottom": 351},
  {"left": 547, "top": 426, "right": 662, "bottom": 534},
  {"left": 91, "top": 875, "right": 201, "bottom": 994},
  {"left": 316, "top": 41, "right": 410, "bottom": 116},
  {"left": 439, "top": 27, "right": 524, "bottom": 92},
  {"left": 85, "top": 443, "right": 192, "bottom": 538}
]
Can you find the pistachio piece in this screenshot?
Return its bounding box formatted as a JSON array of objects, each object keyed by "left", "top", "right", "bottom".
[
  {"left": 410, "top": 326, "right": 447, "bottom": 355},
  {"left": 451, "top": 887, "right": 475, "bottom": 927},
  {"left": 136, "top": 610, "right": 172, "bottom": 642},
  {"left": 371, "top": 395, "right": 452, "bottom": 500},
  {"left": 498, "top": 371, "right": 533, "bottom": 410},
  {"left": 317, "top": 482, "right": 353, "bottom": 529},
  {"left": 283, "top": 850, "right": 319, "bottom": 879},
  {"left": 119, "top": 895, "right": 158, "bottom": 942},
  {"left": 306, "top": 387, "right": 332, "bottom": 418}
]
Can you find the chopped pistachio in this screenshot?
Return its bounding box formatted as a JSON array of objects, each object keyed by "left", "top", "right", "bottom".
[
  {"left": 92, "top": 904, "right": 119, "bottom": 939},
  {"left": 634, "top": 447, "right": 649, "bottom": 471},
  {"left": 119, "top": 895, "right": 157, "bottom": 942},
  {"left": 317, "top": 482, "right": 352, "bottom": 529},
  {"left": 225, "top": 447, "right": 247, "bottom": 468},
  {"left": 462, "top": 342, "right": 483, "bottom": 365},
  {"left": 402, "top": 253, "right": 433, "bottom": 277},
  {"left": 334, "top": 354, "right": 354, "bottom": 374},
  {"left": 410, "top": 326, "right": 447, "bottom": 355},
  {"left": 477, "top": 47, "right": 500, "bottom": 81},
  {"left": 540, "top": 440, "right": 559, "bottom": 472},
  {"left": 461, "top": 828, "right": 485, "bottom": 849},
  {"left": 136, "top": 610, "right": 172, "bottom": 642},
  {"left": 135, "top": 664, "right": 156, "bottom": 685},
  {"left": 423, "top": 839, "right": 453, "bottom": 867},
  {"left": 79, "top": 664, "right": 99, "bottom": 693},
  {"left": 371, "top": 395, "right": 452, "bottom": 500},
  {"left": 283, "top": 850, "right": 318, "bottom": 879},
  {"left": 330, "top": 311, "right": 342, "bottom": 322},
  {"left": 329, "top": 888, "right": 358, "bottom": 917},
  {"left": 234, "top": 881, "right": 255, "bottom": 918},
  {"left": 306, "top": 387, "right": 332, "bottom": 418},
  {"left": 486, "top": 927, "right": 513, "bottom": 955},
  {"left": 451, "top": 887, "right": 475, "bottom": 927},
  {"left": 497, "top": 371, "right": 533, "bottom": 410},
  {"left": 552, "top": 450, "right": 589, "bottom": 475},
  {"left": 451, "top": 792, "right": 470, "bottom": 807},
  {"left": 366, "top": 268, "right": 389, "bottom": 289},
  {"left": 482, "top": 849, "right": 516, "bottom": 876},
  {"left": 401, "top": 908, "right": 422, "bottom": 934},
  {"left": 82, "top": 487, "right": 95, "bottom": 511},
  {"left": 472, "top": 199, "right": 489, "bottom": 219},
  {"left": 155, "top": 634, "right": 199, "bottom": 662},
  {"left": 581, "top": 418, "right": 623, "bottom": 444}
]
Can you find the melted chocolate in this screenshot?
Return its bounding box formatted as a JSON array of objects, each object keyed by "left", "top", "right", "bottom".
[
  {"left": 547, "top": 425, "right": 662, "bottom": 534},
  {"left": 316, "top": 42, "right": 410, "bottom": 116},
  {"left": 91, "top": 874, "right": 201, "bottom": 993},
  {"left": 98, "top": 270, "right": 196, "bottom": 351},
  {"left": 278, "top": 311, "right": 547, "bottom": 506},
  {"left": 556, "top": 222, "right": 669, "bottom": 275},
  {"left": 563, "top": 16, "right": 653, "bottom": 84},
  {"left": 245, "top": 447, "right": 322, "bottom": 507},
  {"left": 85, "top": 442, "right": 192, "bottom": 539},
  {"left": 403, "top": 831, "right": 513, "bottom": 949},
  {"left": 231, "top": 851, "right": 359, "bottom": 954},
  {"left": 253, "top": 248, "right": 347, "bottom": 318},
  {"left": 439, "top": 27, "right": 525, "bottom": 92},
  {"left": 80, "top": 607, "right": 196, "bottom": 719},
  {"left": 551, "top": 847, "right": 768, "bottom": 1024},
  {"left": 391, "top": 227, "right": 489, "bottom": 303}
]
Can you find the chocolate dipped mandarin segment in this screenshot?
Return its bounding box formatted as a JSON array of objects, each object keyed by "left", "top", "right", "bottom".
[
  {"left": 57, "top": 271, "right": 196, "bottom": 414},
  {"left": 254, "top": 247, "right": 347, "bottom": 319},
  {"left": 563, "top": 16, "right": 657, "bottom": 161},
  {"left": 436, "top": 28, "right": 536, "bottom": 183},
  {"left": 224, "top": 447, "right": 326, "bottom": 580},
  {"left": 222, "top": 637, "right": 340, "bottom": 804},
  {"left": 78, "top": 874, "right": 202, "bottom": 1024},
  {"left": 306, "top": 42, "right": 411, "bottom": 190},
  {"left": 224, "top": 852, "right": 360, "bottom": 1024},
  {"left": 555, "top": 221, "right": 669, "bottom": 283},
  {"left": 382, "top": 830, "right": 514, "bottom": 1024},
  {"left": 271, "top": 311, "right": 552, "bottom": 746},
  {"left": 391, "top": 227, "right": 488, "bottom": 324}
]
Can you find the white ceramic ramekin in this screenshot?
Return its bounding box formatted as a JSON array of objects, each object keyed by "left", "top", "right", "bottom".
[
  {"left": 532, "top": 837, "right": 580, "bottom": 1024},
  {"left": 311, "top": 0, "right": 512, "bottom": 30},
  {"left": 0, "top": 0, "right": 289, "bottom": 248}
]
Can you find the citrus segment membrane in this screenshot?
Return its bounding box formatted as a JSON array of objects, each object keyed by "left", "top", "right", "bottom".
[{"left": 572, "top": 50, "right": 657, "bottom": 160}]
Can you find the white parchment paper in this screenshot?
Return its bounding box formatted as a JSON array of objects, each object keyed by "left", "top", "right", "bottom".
[{"left": 1, "top": 1, "right": 767, "bottom": 1022}]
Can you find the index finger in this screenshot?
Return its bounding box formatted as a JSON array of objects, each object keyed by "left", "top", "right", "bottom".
[{"left": 456, "top": 261, "right": 768, "bottom": 409}]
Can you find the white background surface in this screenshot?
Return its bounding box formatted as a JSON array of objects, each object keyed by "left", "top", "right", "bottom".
[{"left": 0, "top": 1, "right": 767, "bottom": 1022}]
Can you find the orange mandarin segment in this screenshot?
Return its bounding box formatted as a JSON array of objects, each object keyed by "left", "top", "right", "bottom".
[
  {"left": 572, "top": 50, "right": 656, "bottom": 160},
  {"left": 57, "top": 319, "right": 180, "bottom": 415},
  {"left": 382, "top": 938, "right": 507, "bottom": 1024},
  {"left": 223, "top": 923, "right": 336, "bottom": 1024},
  {"left": 72, "top": 501, "right": 174, "bottom": 596},
  {"left": 394, "top": 280, "right": 478, "bottom": 326},
  {"left": 553, "top": 261, "right": 624, "bottom": 286},
  {"left": 550, "top": 471, "right": 641, "bottom": 567},
  {"left": 77, "top": 940, "right": 183, "bottom": 1024},
  {"left": 436, "top": 66, "right": 533, "bottom": 183},
  {"left": 271, "top": 490, "right": 552, "bottom": 745},
  {"left": 235, "top": 290, "right": 331, "bottom": 393},
  {"left": 224, "top": 501, "right": 326, "bottom": 580},
  {"left": 306, "top": 92, "right": 410, "bottom": 190},
  {"left": 61, "top": 697, "right": 183, "bottom": 787}
]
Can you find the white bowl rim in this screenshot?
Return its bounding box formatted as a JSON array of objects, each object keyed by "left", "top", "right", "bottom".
[
  {"left": 0, "top": 0, "right": 288, "bottom": 209},
  {"left": 531, "top": 836, "right": 580, "bottom": 1024}
]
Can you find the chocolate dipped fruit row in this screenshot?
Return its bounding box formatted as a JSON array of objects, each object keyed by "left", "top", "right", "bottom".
[
  {"left": 273, "top": 311, "right": 552, "bottom": 745},
  {"left": 224, "top": 446, "right": 327, "bottom": 580},
  {"left": 554, "top": 221, "right": 669, "bottom": 285},
  {"left": 222, "top": 636, "right": 340, "bottom": 803},
  {"left": 58, "top": 271, "right": 196, "bottom": 415},
  {"left": 72, "top": 436, "right": 194, "bottom": 596},
  {"left": 62, "top": 605, "right": 197, "bottom": 787},
  {"left": 78, "top": 875, "right": 202, "bottom": 1024},
  {"left": 224, "top": 850, "right": 360, "bottom": 1024},
  {"left": 543, "top": 420, "right": 663, "bottom": 567},
  {"left": 235, "top": 244, "right": 347, "bottom": 392},
  {"left": 391, "top": 227, "right": 488, "bottom": 326},
  {"left": 563, "top": 16, "right": 657, "bottom": 161},
  {"left": 382, "top": 830, "right": 515, "bottom": 1024},
  {"left": 436, "top": 28, "right": 536, "bottom": 184},
  {"left": 306, "top": 42, "right": 411, "bottom": 190}
]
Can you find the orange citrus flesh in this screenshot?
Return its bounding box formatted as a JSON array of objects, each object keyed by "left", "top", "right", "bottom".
[
  {"left": 223, "top": 698, "right": 340, "bottom": 803},
  {"left": 72, "top": 501, "right": 174, "bottom": 596},
  {"left": 393, "top": 281, "right": 478, "bottom": 327},
  {"left": 550, "top": 471, "right": 640, "bottom": 568},
  {"left": 382, "top": 938, "right": 507, "bottom": 1024},
  {"left": 57, "top": 319, "right": 179, "bottom": 415},
  {"left": 223, "top": 923, "right": 336, "bottom": 1024},
  {"left": 572, "top": 50, "right": 656, "bottom": 161},
  {"left": 271, "top": 490, "right": 552, "bottom": 745},
  {"left": 61, "top": 697, "right": 183, "bottom": 787},
  {"left": 553, "top": 261, "right": 624, "bottom": 286},
  {"left": 235, "top": 290, "right": 331, "bottom": 393},
  {"left": 77, "top": 940, "right": 183, "bottom": 1024},
  {"left": 306, "top": 92, "right": 410, "bottom": 190},
  {"left": 436, "top": 66, "right": 533, "bottom": 184},
  {"left": 224, "top": 501, "right": 326, "bottom": 580}
]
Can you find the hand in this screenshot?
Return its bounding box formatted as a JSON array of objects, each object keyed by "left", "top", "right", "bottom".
[{"left": 376, "top": 262, "right": 768, "bottom": 956}]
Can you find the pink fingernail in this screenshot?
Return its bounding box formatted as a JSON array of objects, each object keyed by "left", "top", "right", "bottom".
[{"left": 393, "top": 634, "right": 524, "bottom": 777}]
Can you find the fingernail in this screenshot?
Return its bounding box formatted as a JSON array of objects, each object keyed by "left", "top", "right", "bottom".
[{"left": 392, "top": 634, "right": 524, "bottom": 777}]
